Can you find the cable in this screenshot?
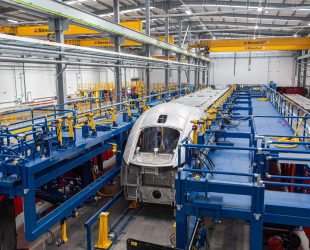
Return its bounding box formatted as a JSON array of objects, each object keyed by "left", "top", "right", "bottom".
[
  {"left": 274, "top": 114, "right": 305, "bottom": 148},
  {"left": 45, "top": 230, "right": 56, "bottom": 246}
]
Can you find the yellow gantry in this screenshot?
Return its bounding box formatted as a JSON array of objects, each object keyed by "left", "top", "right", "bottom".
[
  {"left": 0, "top": 22, "right": 175, "bottom": 47},
  {"left": 188, "top": 37, "right": 310, "bottom": 52}
]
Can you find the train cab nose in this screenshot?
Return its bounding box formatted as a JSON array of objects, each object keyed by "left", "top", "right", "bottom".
[{"left": 131, "top": 127, "right": 180, "bottom": 166}]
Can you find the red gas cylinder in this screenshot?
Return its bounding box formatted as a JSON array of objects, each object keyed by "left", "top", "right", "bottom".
[
  {"left": 268, "top": 235, "right": 284, "bottom": 250},
  {"left": 304, "top": 228, "right": 310, "bottom": 244},
  {"left": 14, "top": 197, "right": 23, "bottom": 217}
]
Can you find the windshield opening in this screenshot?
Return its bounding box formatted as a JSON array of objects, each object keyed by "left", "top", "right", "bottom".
[{"left": 136, "top": 127, "right": 180, "bottom": 154}]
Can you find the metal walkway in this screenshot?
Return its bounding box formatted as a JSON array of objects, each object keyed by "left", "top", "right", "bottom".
[{"left": 175, "top": 85, "right": 310, "bottom": 250}]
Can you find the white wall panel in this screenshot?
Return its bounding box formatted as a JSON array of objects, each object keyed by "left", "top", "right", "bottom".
[{"left": 209, "top": 51, "right": 295, "bottom": 87}]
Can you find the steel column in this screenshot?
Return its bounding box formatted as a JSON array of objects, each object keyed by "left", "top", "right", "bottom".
[
  {"left": 202, "top": 61, "right": 206, "bottom": 87},
  {"left": 177, "top": 19, "right": 182, "bottom": 92},
  {"left": 164, "top": 1, "right": 170, "bottom": 93},
  {"left": 114, "top": 0, "right": 122, "bottom": 105},
  {"left": 54, "top": 18, "right": 67, "bottom": 105},
  {"left": 302, "top": 50, "right": 308, "bottom": 87},
  {"left": 187, "top": 57, "right": 191, "bottom": 85},
  {"left": 145, "top": 0, "right": 151, "bottom": 97},
  {"left": 194, "top": 58, "right": 198, "bottom": 89}
]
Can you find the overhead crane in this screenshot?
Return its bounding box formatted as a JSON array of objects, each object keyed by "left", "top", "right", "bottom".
[
  {"left": 0, "top": 23, "right": 175, "bottom": 47},
  {"left": 188, "top": 37, "right": 310, "bottom": 52}
]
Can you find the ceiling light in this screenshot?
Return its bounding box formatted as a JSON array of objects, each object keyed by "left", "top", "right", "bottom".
[
  {"left": 253, "top": 36, "right": 256, "bottom": 39},
  {"left": 293, "top": 34, "right": 298, "bottom": 37},
  {"left": 308, "top": 22, "right": 310, "bottom": 26},
  {"left": 7, "top": 19, "right": 18, "bottom": 23},
  {"left": 257, "top": 6, "right": 263, "bottom": 12},
  {"left": 185, "top": 10, "right": 192, "bottom": 15},
  {"left": 66, "top": 0, "right": 87, "bottom": 4},
  {"left": 255, "top": 25, "right": 259, "bottom": 29},
  {"left": 265, "top": 10, "right": 269, "bottom": 14},
  {"left": 212, "top": 36, "right": 216, "bottom": 40}
]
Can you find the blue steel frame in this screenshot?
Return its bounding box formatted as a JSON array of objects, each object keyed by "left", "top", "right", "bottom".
[
  {"left": 0, "top": 89, "right": 191, "bottom": 242},
  {"left": 175, "top": 85, "right": 310, "bottom": 250}
]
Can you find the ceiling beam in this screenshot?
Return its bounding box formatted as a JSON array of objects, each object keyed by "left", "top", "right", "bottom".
[
  {"left": 129, "top": 12, "right": 310, "bottom": 22},
  {"left": 0, "top": 7, "right": 16, "bottom": 14},
  {"left": 148, "top": 20, "right": 306, "bottom": 30},
  {"left": 152, "top": 29, "right": 306, "bottom": 37},
  {"left": 93, "top": 0, "right": 310, "bottom": 15}
]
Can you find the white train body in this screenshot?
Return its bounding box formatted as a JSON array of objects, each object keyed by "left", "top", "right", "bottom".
[{"left": 121, "top": 88, "right": 229, "bottom": 205}]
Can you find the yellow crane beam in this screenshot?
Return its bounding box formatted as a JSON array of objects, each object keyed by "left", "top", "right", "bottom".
[
  {"left": 0, "top": 22, "right": 174, "bottom": 47},
  {"left": 188, "top": 37, "right": 310, "bottom": 52},
  {"left": 0, "top": 21, "right": 142, "bottom": 36},
  {"left": 65, "top": 35, "right": 174, "bottom": 47}
]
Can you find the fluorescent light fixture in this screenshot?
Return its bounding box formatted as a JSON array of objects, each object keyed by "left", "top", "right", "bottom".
[
  {"left": 255, "top": 25, "right": 259, "bottom": 29},
  {"left": 257, "top": 6, "right": 263, "bottom": 12},
  {"left": 212, "top": 36, "right": 216, "bottom": 40},
  {"left": 66, "top": 0, "right": 87, "bottom": 4},
  {"left": 185, "top": 10, "right": 192, "bottom": 15},
  {"left": 7, "top": 19, "right": 18, "bottom": 23},
  {"left": 99, "top": 7, "right": 154, "bottom": 17},
  {"left": 293, "top": 34, "right": 298, "bottom": 37},
  {"left": 265, "top": 10, "right": 269, "bottom": 14},
  {"left": 298, "top": 8, "right": 310, "bottom": 11},
  {"left": 308, "top": 22, "right": 310, "bottom": 26}
]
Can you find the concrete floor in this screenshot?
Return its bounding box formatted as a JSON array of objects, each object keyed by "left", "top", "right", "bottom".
[
  {"left": 206, "top": 218, "right": 250, "bottom": 250},
  {"left": 18, "top": 196, "right": 250, "bottom": 250}
]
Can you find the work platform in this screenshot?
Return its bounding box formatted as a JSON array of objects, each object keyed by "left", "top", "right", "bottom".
[
  {"left": 1, "top": 85, "right": 310, "bottom": 250},
  {"left": 0, "top": 89, "right": 187, "bottom": 248},
  {"left": 175, "top": 85, "right": 310, "bottom": 250}
]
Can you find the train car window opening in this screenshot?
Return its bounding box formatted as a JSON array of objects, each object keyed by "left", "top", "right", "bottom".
[{"left": 136, "top": 127, "right": 180, "bottom": 154}]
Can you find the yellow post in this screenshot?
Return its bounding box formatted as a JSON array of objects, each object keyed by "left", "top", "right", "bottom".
[
  {"left": 142, "top": 99, "right": 148, "bottom": 112},
  {"left": 201, "top": 116, "right": 207, "bottom": 133},
  {"left": 192, "top": 120, "right": 198, "bottom": 144},
  {"left": 112, "top": 144, "right": 117, "bottom": 155},
  {"left": 95, "top": 212, "right": 112, "bottom": 249},
  {"left": 173, "top": 222, "right": 176, "bottom": 247},
  {"left": 57, "top": 119, "right": 63, "bottom": 146},
  {"left": 110, "top": 107, "right": 116, "bottom": 124},
  {"left": 95, "top": 90, "right": 100, "bottom": 100},
  {"left": 67, "top": 115, "right": 74, "bottom": 140},
  {"left": 89, "top": 112, "right": 96, "bottom": 131},
  {"left": 61, "top": 219, "right": 68, "bottom": 243},
  {"left": 126, "top": 103, "right": 131, "bottom": 117},
  {"left": 129, "top": 201, "right": 140, "bottom": 209}
]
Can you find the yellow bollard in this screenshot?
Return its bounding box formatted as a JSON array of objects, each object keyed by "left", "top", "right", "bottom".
[
  {"left": 110, "top": 108, "right": 116, "bottom": 124},
  {"left": 61, "top": 219, "right": 68, "bottom": 243},
  {"left": 89, "top": 112, "right": 96, "bottom": 131},
  {"left": 125, "top": 103, "right": 131, "bottom": 118},
  {"left": 201, "top": 116, "right": 207, "bottom": 134},
  {"left": 129, "top": 201, "right": 140, "bottom": 209},
  {"left": 67, "top": 115, "right": 74, "bottom": 140},
  {"left": 142, "top": 100, "right": 148, "bottom": 112},
  {"left": 56, "top": 119, "right": 63, "bottom": 146},
  {"left": 112, "top": 144, "right": 117, "bottom": 155},
  {"left": 95, "top": 212, "right": 112, "bottom": 249},
  {"left": 191, "top": 120, "right": 199, "bottom": 144},
  {"left": 173, "top": 222, "right": 176, "bottom": 247}
]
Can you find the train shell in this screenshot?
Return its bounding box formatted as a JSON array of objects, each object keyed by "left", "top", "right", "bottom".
[{"left": 122, "top": 88, "right": 229, "bottom": 205}]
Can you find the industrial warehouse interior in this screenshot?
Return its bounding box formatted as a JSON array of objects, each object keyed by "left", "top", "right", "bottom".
[{"left": 0, "top": 0, "right": 310, "bottom": 250}]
